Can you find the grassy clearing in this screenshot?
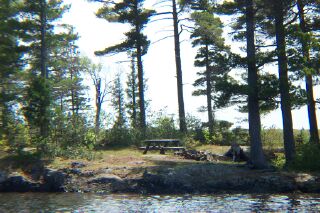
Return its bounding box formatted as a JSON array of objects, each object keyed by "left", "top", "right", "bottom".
[
  {"left": 49, "top": 147, "right": 201, "bottom": 171},
  {"left": 0, "top": 142, "right": 280, "bottom": 175},
  {"left": 0, "top": 144, "right": 240, "bottom": 173}
]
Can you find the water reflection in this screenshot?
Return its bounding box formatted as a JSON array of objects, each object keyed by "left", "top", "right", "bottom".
[{"left": 0, "top": 193, "right": 319, "bottom": 212}]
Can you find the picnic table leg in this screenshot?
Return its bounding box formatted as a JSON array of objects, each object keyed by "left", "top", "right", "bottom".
[
  {"left": 143, "top": 142, "right": 150, "bottom": 154},
  {"left": 160, "top": 147, "right": 165, "bottom": 155},
  {"left": 160, "top": 142, "right": 167, "bottom": 154}
]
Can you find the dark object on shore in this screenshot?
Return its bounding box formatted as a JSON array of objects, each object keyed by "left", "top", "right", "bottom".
[
  {"left": 174, "top": 149, "right": 229, "bottom": 162},
  {"left": 71, "top": 162, "right": 86, "bottom": 168},
  {"left": 224, "top": 143, "right": 249, "bottom": 162}
]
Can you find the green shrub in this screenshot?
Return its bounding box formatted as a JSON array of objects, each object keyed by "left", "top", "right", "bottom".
[
  {"left": 232, "top": 127, "right": 249, "bottom": 145},
  {"left": 272, "top": 153, "right": 286, "bottom": 169},
  {"left": 103, "top": 127, "right": 131, "bottom": 147},
  {"left": 183, "top": 135, "right": 202, "bottom": 149},
  {"left": 261, "top": 126, "right": 283, "bottom": 150},
  {"left": 294, "top": 129, "right": 309, "bottom": 145},
  {"left": 291, "top": 143, "right": 320, "bottom": 171}
]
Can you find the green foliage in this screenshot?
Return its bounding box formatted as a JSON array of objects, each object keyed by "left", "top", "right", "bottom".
[
  {"left": 94, "top": 0, "right": 154, "bottom": 56},
  {"left": 294, "top": 128, "right": 309, "bottom": 145},
  {"left": 147, "top": 113, "right": 180, "bottom": 139},
  {"left": 184, "top": 117, "right": 249, "bottom": 146},
  {"left": 193, "top": 127, "right": 206, "bottom": 143},
  {"left": 211, "top": 120, "right": 234, "bottom": 145},
  {"left": 44, "top": 140, "right": 96, "bottom": 160},
  {"left": 183, "top": 134, "right": 202, "bottom": 149},
  {"left": 272, "top": 153, "right": 286, "bottom": 169},
  {"left": 126, "top": 54, "right": 139, "bottom": 128},
  {"left": 262, "top": 127, "right": 310, "bottom": 151},
  {"left": 232, "top": 127, "right": 249, "bottom": 145},
  {"left": 0, "top": 0, "right": 26, "bottom": 141},
  {"left": 291, "top": 143, "right": 320, "bottom": 171},
  {"left": 103, "top": 127, "right": 132, "bottom": 147},
  {"left": 23, "top": 77, "right": 51, "bottom": 137},
  {"left": 7, "top": 123, "right": 29, "bottom": 154},
  {"left": 111, "top": 72, "right": 127, "bottom": 129},
  {"left": 261, "top": 126, "right": 283, "bottom": 150}
]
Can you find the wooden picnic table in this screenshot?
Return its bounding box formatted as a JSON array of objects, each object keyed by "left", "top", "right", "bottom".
[{"left": 140, "top": 139, "right": 185, "bottom": 154}]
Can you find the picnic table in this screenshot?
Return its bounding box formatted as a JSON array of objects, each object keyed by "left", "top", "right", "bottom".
[{"left": 140, "top": 139, "right": 185, "bottom": 154}]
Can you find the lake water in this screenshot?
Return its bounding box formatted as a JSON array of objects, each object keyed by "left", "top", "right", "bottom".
[{"left": 0, "top": 193, "right": 320, "bottom": 212}]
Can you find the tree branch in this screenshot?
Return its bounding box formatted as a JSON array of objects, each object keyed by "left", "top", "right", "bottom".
[
  {"left": 149, "top": 17, "right": 173, "bottom": 24},
  {"left": 154, "top": 12, "right": 172, "bottom": 16},
  {"left": 153, "top": 0, "right": 171, "bottom": 7},
  {"left": 86, "top": 0, "right": 116, "bottom": 5},
  {"left": 284, "top": 12, "right": 298, "bottom": 27},
  {"left": 256, "top": 44, "right": 276, "bottom": 48},
  {"left": 151, "top": 35, "right": 175, "bottom": 44}
]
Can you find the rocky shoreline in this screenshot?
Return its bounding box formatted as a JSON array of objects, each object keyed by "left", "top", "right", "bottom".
[{"left": 0, "top": 161, "right": 319, "bottom": 194}]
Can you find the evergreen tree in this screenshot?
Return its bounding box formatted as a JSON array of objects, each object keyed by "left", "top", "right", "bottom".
[
  {"left": 172, "top": 0, "right": 187, "bottom": 133},
  {"left": 294, "top": 0, "right": 319, "bottom": 144},
  {"left": 154, "top": 0, "right": 188, "bottom": 132},
  {"left": 0, "top": 0, "right": 25, "bottom": 142},
  {"left": 245, "top": 0, "right": 267, "bottom": 168},
  {"left": 111, "top": 72, "right": 126, "bottom": 129},
  {"left": 217, "top": 0, "right": 270, "bottom": 168},
  {"left": 22, "top": 0, "right": 70, "bottom": 140},
  {"left": 272, "top": 0, "right": 296, "bottom": 164},
  {"left": 51, "top": 25, "right": 79, "bottom": 113},
  {"left": 190, "top": 6, "right": 230, "bottom": 141},
  {"left": 126, "top": 53, "right": 139, "bottom": 128},
  {"left": 92, "top": 0, "right": 154, "bottom": 133}
]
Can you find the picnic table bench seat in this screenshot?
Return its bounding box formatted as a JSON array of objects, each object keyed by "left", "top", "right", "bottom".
[{"left": 140, "top": 139, "right": 185, "bottom": 154}]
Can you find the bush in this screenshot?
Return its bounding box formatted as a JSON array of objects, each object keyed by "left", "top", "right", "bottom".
[
  {"left": 272, "top": 153, "right": 286, "bottom": 169},
  {"left": 261, "top": 126, "right": 283, "bottom": 150},
  {"left": 291, "top": 143, "right": 320, "bottom": 171},
  {"left": 6, "top": 123, "right": 29, "bottom": 154},
  {"left": 183, "top": 135, "right": 202, "bottom": 149},
  {"left": 103, "top": 127, "right": 131, "bottom": 147},
  {"left": 232, "top": 127, "right": 249, "bottom": 146}
]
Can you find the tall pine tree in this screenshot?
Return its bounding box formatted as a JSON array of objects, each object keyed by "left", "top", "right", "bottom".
[
  {"left": 190, "top": 6, "right": 230, "bottom": 141},
  {"left": 0, "top": 0, "right": 26, "bottom": 142},
  {"left": 93, "top": 0, "right": 154, "bottom": 133},
  {"left": 22, "top": 0, "right": 70, "bottom": 140}
]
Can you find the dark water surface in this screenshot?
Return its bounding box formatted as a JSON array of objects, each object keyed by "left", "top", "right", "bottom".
[{"left": 0, "top": 193, "right": 320, "bottom": 212}]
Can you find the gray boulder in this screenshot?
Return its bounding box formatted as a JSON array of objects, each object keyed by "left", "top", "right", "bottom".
[
  {"left": 88, "top": 174, "right": 127, "bottom": 192},
  {"left": 1, "top": 173, "right": 40, "bottom": 192},
  {"left": 43, "top": 169, "right": 67, "bottom": 192}
]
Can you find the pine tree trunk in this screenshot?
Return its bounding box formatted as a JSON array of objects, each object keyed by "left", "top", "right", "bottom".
[
  {"left": 40, "top": 0, "right": 47, "bottom": 79},
  {"left": 0, "top": 79, "right": 4, "bottom": 139},
  {"left": 70, "top": 68, "right": 75, "bottom": 116},
  {"left": 273, "top": 0, "right": 295, "bottom": 164},
  {"left": 131, "top": 57, "right": 137, "bottom": 127},
  {"left": 205, "top": 44, "right": 214, "bottom": 141},
  {"left": 172, "top": 0, "right": 187, "bottom": 133},
  {"left": 0, "top": 83, "right": 7, "bottom": 140},
  {"left": 134, "top": 1, "right": 146, "bottom": 132},
  {"left": 297, "top": 0, "right": 319, "bottom": 144},
  {"left": 40, "top": 0, "right": 48, "bottom": 138},
  {"left": 245, "top": 0, "right": 267, "bottom": 169},
  {"left": 95, "top": 78, "right": 101, "bottom": 132},
  {"left": 136, "top": 47, "right": 146, "bottom": 131}
]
